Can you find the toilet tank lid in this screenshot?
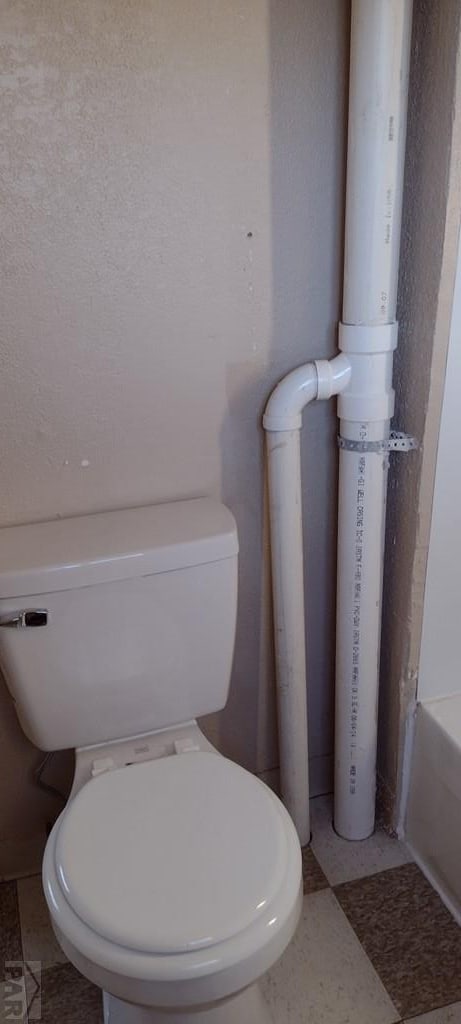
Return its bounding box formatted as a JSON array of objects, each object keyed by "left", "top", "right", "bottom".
[{"left": 0, "top": 499, "right": 238, "bottom": 598}]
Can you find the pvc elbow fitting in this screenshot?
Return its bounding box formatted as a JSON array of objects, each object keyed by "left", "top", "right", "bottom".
[
  {"left": 263, "top": 364, "right": 318, "bottom": 431},
  {"left": 263, "top": 354, "right": 352, "bottom": 432}
]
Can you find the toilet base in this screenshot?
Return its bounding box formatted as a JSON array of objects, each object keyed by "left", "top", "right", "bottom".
[{"left": 102, "top": 983, "right": 273, "bottom": 1024}]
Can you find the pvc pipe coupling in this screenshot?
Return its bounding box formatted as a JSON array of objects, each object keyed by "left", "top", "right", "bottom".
[
  {"left": 263, "top": 321, "right": 399, "bottom": 432},
  {"left": 337, "top": 321, "right": 398, "bottom": 423}
]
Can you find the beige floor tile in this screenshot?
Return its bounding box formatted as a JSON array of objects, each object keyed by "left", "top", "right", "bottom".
[
  {"left": 17, "top": 876, "right": 67, "bottom": 970},
  {"left": 261, "top": 889, "right": 399, "bottom": 1024},
  {"left": 405, "top": 1007, "right": 461, "bottom": 1023},
  {"left": 0, "top": 975, "right": 28, "bottom": 1022},
  {"left": 310, "top": 794, "right": 412, "bottom": 885}
]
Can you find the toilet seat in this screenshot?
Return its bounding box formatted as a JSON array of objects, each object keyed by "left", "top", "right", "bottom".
[
  {"left": 43, "top": 749, "right": 302, "bottom": 1008},
  {"left": 53, "top": 751, "right": 289, "bottom": 956}
]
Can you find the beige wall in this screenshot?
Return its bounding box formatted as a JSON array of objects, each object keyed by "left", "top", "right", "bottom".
[
  {"left": 0, "top": 0, "right": 348, "bottom": 842},
  {"left": 379, "top": 0, "right": 461, "bottom": 829}
]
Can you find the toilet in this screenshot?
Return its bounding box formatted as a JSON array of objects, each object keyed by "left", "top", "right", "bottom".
[{"left": 0, "top": 497, "right": 302, "bottom": 1023}]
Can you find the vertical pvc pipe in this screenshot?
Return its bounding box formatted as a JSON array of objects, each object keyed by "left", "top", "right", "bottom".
[
  {"left": 266, "top": 429, "right": 310, "bottom": 846},
  {"left": 343, "top": 0, "right": 413, "bottom": 325},
  {"left": 263, "top": 357, "right": 350, "bottom": 846},
  {"left": 334, "top": 421, "right": 390, "bottom": 839},
  {"left": 334, "top": 0, "right": 413, "bottom": 839}
]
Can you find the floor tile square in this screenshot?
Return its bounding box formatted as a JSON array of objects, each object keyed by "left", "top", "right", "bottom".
[
  {"left": 39, "top": 963, "right": 102, "bottom": 1024},
  {"left": 0, "top": 973, "right": 28, "bottom": 1023},
  {"left": 0, "top": 834, "right": 46, "bottom": 883},
  {"left": 301, "top": 846, "right": 329, "bottom": 894},
  {"left": 404, "top": 1006, "right": 461, "bottom": 1023},
  {"left": 310, "top": 794, "right": 412, "bottom": 885},
  {"left": 335, "top": 862, "right": 461, "bottom": 1018},
  {"left": 262, "top": 888, "right": 399, "bottom": 1024},
  {"left": 17, "top": 875, "right": 67, "bottom": 971},
  {"left": 0, "top": 881, "right": 22, "bottom": 982}
]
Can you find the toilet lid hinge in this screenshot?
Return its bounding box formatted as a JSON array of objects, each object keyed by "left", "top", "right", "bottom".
[
  {"left": 91, "top": 756, "right": 116, "bottom": 777},
  {"left": 174, "top": 737, "right": 201, "bottom": 755}
]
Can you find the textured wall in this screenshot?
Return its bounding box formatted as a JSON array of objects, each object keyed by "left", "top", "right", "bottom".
[
  {"left": 379, "top": 0, "right": 461, "bottom": 829},
  {"left": 0, "top": 0, "right": 348, "bottom": 841}
]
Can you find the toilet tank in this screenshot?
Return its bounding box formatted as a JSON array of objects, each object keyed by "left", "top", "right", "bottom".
[{"left": 0, "top": 499, "right": 238, "bottom": 751}]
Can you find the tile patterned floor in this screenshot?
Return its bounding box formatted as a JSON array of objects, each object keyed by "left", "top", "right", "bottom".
[
  {"left": 335, "top": 863, "right": 461, "bottom": 1019},
  {"left": 1, "top": 794, "right": 461, "bottom": 1023}
]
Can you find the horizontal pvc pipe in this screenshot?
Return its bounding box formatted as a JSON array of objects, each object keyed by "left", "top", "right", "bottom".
[{"left": 266, "top": 428, "right": 310, "bottom": 846}]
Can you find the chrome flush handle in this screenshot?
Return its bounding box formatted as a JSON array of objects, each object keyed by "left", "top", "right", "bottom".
[{"left": 0, "top": 609, "right": 48, "bottom": 629}]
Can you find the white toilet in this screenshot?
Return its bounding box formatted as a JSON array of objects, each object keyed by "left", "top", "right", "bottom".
[{"left": 0, "top": 497, "right": 302, "bottom": 1023}]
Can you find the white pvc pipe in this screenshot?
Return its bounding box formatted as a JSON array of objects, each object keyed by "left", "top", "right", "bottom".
[
  {"left": 264, "top": 358, "right": 351, "bottom": 845},
  {"left": 264, "top": 357, "right": 351, "bottom": 432},
  {"left": 263, "top": 0, "right": 412, "bottom": 846},
  {"left": 266, "top": 428, "right": 310, "bottom": 845},
  {"left": 334, "top": 420, "right": 390, "bottom": 840},
  {"left": 343, "top": 0, "right": 413, "bottom": 325},
  {"left": 334, "top": 0, "right": 413, "bottom": 839}
]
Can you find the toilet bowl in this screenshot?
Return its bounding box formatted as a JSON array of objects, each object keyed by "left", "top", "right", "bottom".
[
  {"left": 43, "top": 738, "right": 302, "bottom": 1022},
  {"left": 0, "top": 498, "right": 303, "bottom": 1023}
]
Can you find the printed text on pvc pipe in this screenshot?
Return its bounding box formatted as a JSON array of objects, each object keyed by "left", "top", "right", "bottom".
[{"left": 350, "top": 454, "right": 366, "bottom": 794}]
